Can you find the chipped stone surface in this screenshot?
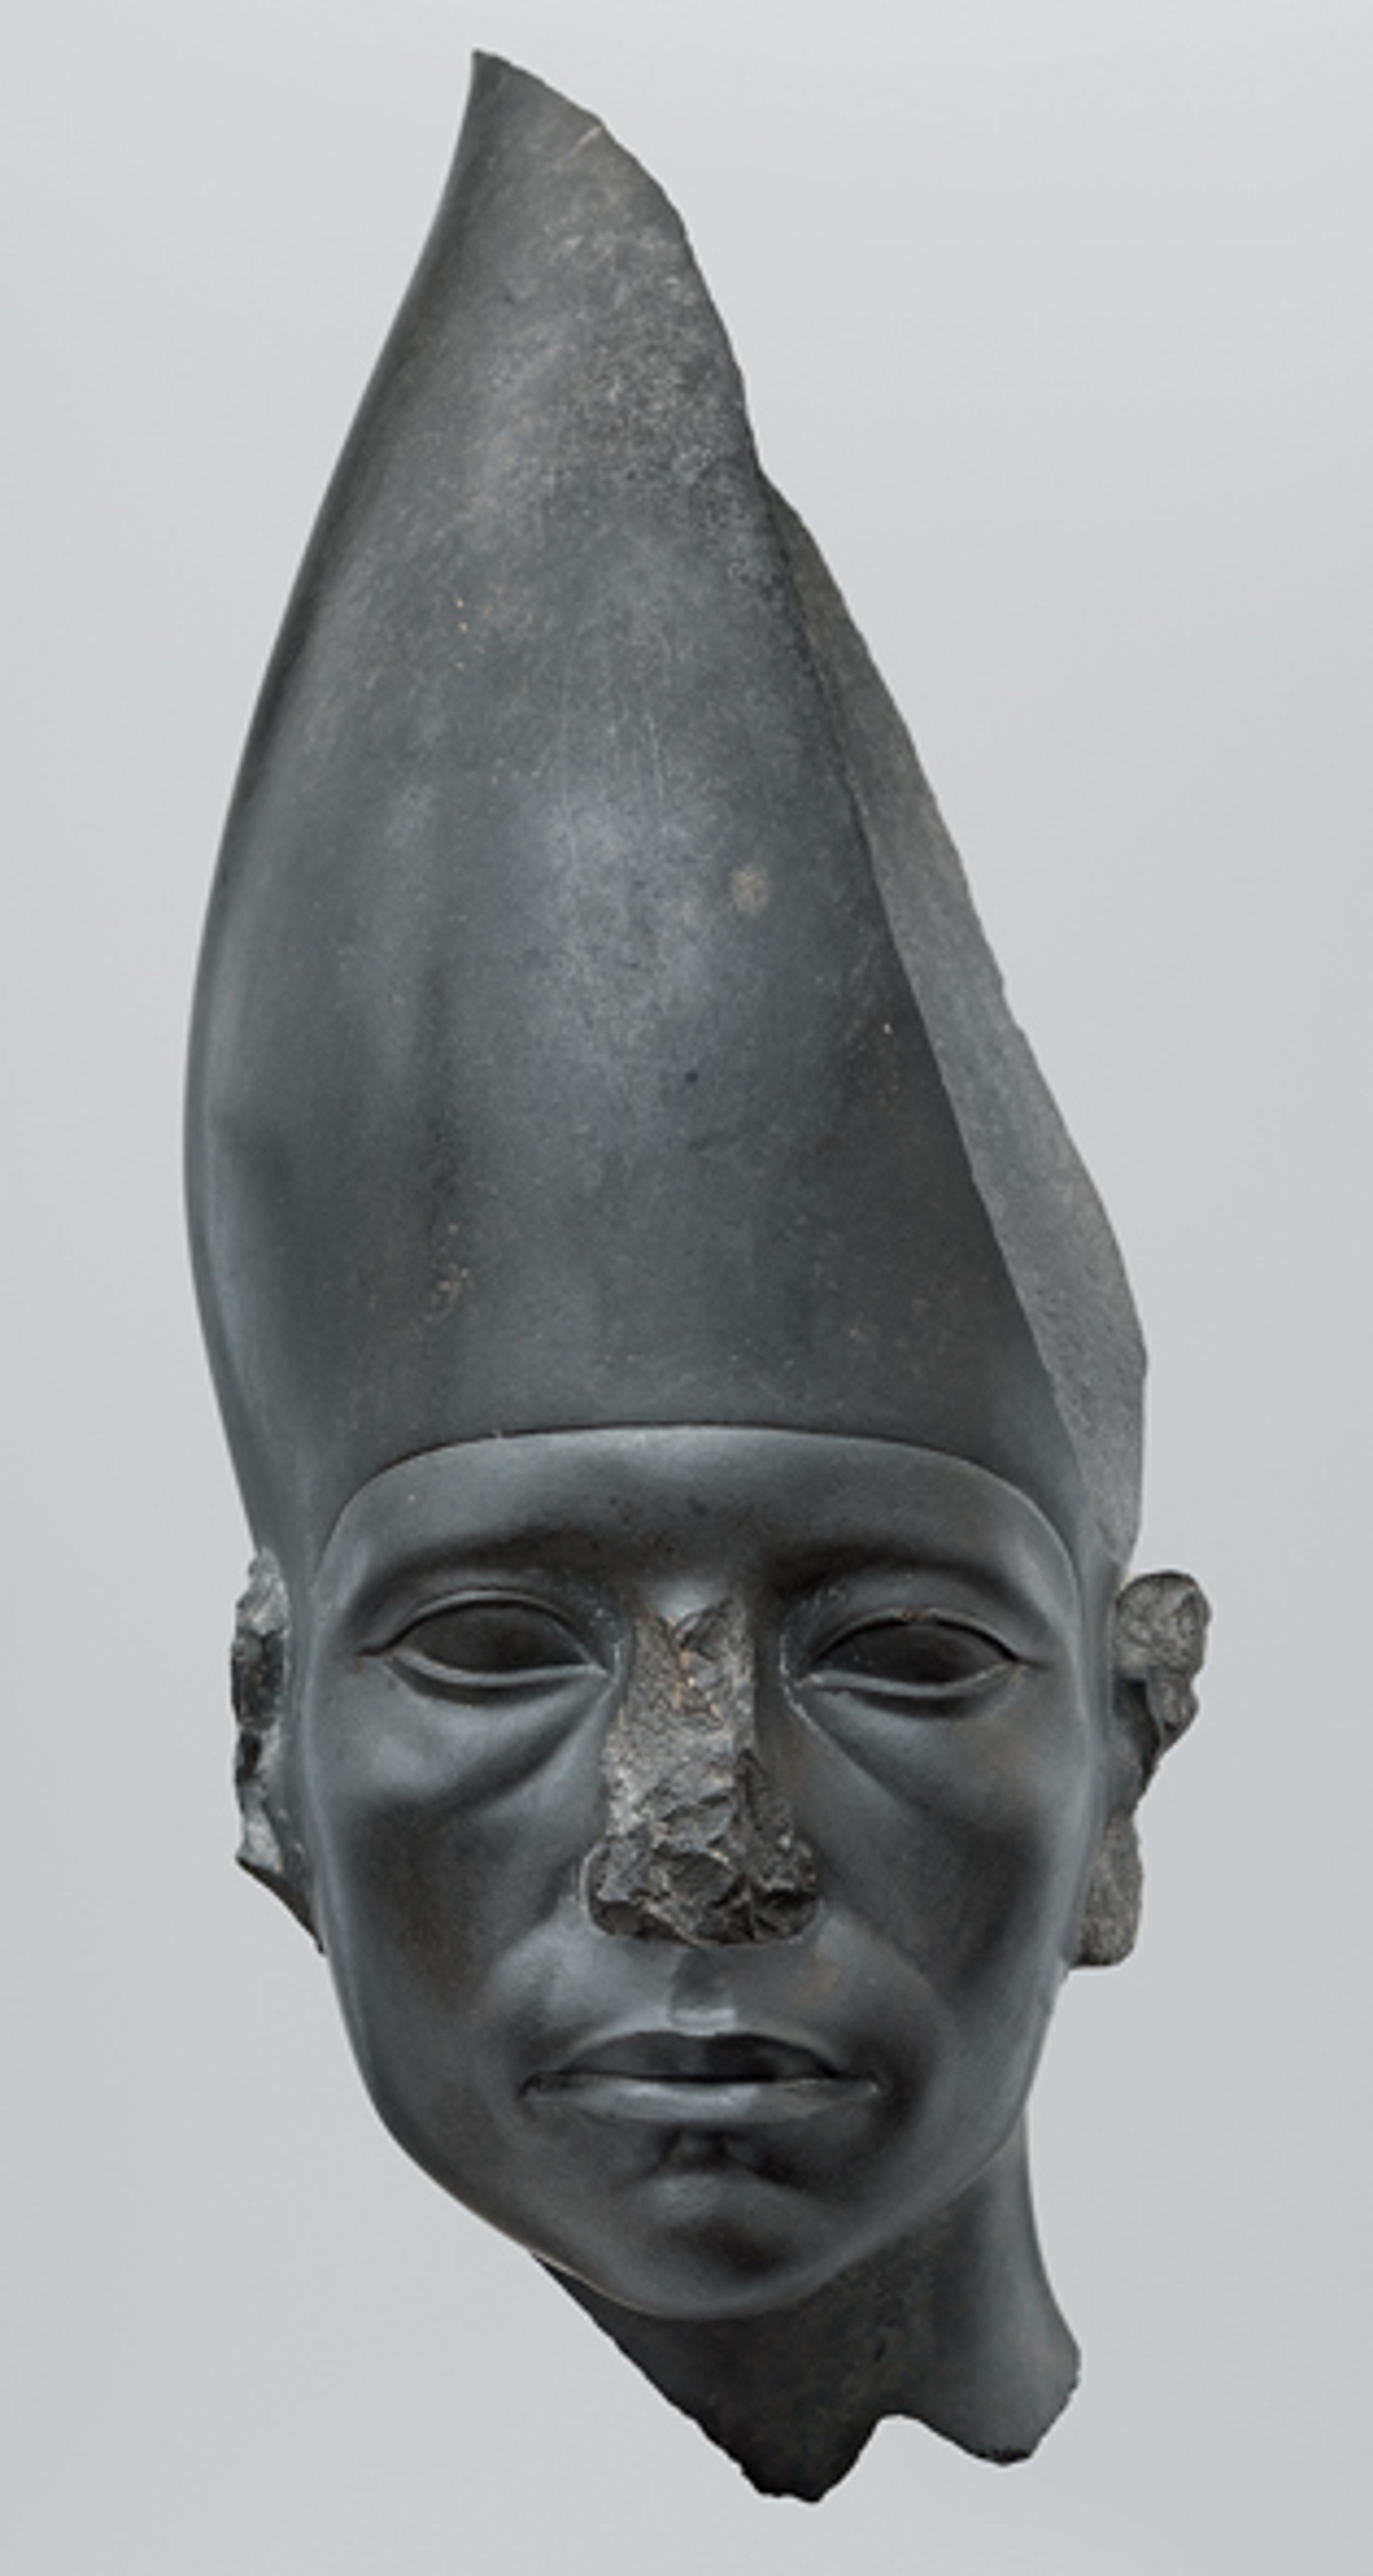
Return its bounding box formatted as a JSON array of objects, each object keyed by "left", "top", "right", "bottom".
[
  {"left": 586, "top": 1600, "right": 817, "bottom": 1944},
  {"left": 1074, "top": 1570, "right": 1210, "bottom": 1967},
  {"left": 1113, "top": 1570, "right": 1210, "bottom": 1775},
  {"left": 229, "top": 1548, "right": 289, "bottom": 1738}
]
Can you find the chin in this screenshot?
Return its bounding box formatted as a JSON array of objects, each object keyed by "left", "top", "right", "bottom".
[
  {"left": 516, "top": 2114, "right": 963, "bottom": 2325},
  {"left": 542, "top": 2182, "right": 874, "bottom": 2324}
]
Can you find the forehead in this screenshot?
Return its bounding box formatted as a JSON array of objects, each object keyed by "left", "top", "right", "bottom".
[{"left": 313, "top": 1428, "right": 1089, "bottom": 1634}]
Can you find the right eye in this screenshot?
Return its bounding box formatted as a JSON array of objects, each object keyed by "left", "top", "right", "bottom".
[
  {"left": 806, "top": 1610, "right": 1015, "bottom": 1707},
  {"left": 385, "top": 1597, "right": 597, "bottom": 1696}
]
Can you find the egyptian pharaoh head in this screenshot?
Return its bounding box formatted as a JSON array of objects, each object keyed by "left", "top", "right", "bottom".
[{"left": 187, "top": 59, "right": 1207, "bottom": 2498}]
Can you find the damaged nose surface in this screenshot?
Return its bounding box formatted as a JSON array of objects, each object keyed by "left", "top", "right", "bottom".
[{"left": 585, "top": 1600, "right": 818, "bottom": 1945}]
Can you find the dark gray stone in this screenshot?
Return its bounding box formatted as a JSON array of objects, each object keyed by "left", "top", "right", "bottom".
[
  {"left": 586, "top": 1602, "right": 819, "bottom": 1946},
  {"left": 187, "top": 57, "right": 1207, "bottom": 2498}
]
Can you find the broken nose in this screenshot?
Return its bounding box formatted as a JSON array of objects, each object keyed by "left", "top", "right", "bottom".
[{"left": 585, "top": 1599, "right": 817, "bottom": 1945}]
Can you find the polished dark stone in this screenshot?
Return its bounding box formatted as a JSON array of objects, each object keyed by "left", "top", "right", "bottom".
[{"left": 190, "top": 58, "right": 1206, "bottom": 2496}]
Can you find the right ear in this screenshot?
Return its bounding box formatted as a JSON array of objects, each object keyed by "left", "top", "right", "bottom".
[
  {"left": 230, "top": 1551, "right": 320, "bottom": 1944},
  {"left": 1073, "top": 1568, "right": 1209, "bottom": 1968}
]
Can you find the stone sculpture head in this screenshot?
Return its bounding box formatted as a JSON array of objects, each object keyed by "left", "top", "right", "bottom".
[{"left": 187, "top": 59, "right": 1206, "bottom": 2497}]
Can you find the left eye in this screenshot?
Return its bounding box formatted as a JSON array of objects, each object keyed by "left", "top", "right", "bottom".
[
  {"left": 807, "top": 1613, "right": 1014, "bottom": 1704},
  {"left": 387, "top": 1598, "right": 597, "bottom": 1693}
]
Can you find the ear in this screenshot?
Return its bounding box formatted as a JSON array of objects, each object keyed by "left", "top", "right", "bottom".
[
  {"left": 1073, "top": 1570, "right": 1209, "bottom": 1968},
  {"left": 230, "top": 1551, "right": 320, "bottom": 1944}
]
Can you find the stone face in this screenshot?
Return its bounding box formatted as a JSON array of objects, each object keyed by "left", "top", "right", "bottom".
[{"left": 188, "top": 57, "right": 1207, "bottom": 2501}]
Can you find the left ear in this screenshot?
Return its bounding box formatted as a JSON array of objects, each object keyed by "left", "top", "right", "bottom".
[
  {"left": 1074, "top": 1570, "right": 1210, "bottom": 1968},
  {"left": 230, "top": 1550, "right": 320, "bottom": 1944}
]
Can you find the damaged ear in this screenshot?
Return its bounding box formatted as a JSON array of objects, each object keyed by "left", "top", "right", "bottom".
[
  {"left": 1074, "top": 1571, "right": 1209, "bottom": 1969},
  {"left": 230, "top": 1551, "right": 319, "bottom": 1942}
]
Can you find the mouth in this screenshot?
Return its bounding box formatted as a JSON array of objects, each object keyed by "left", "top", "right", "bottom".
[{"left": 526, "top": 2030, "right": 878, "bottom": 2128}]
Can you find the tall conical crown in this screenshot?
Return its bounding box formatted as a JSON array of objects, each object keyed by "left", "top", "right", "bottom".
[{"left": 187, "top": 57, "right": 1143, "bottom": 1574}]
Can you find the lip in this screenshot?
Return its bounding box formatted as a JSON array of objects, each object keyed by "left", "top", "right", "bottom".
[{"left": 525, "top": 2029, "right": 879, "bottom": 2128}]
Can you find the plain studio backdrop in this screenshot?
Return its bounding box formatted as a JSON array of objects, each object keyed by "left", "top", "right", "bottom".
[{"left": 4, "top": 4, "right": 1369, "bottom": 2569}]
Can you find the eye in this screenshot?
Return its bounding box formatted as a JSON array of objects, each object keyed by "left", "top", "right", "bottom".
[
  {"left": 807, "top": 1611, "right": 1015, "bottom": 1707},
  {"left": 386, "top": 1597, "right": 599, "bottom": 1696}
]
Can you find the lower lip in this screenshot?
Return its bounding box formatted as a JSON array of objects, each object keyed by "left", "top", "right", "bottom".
[{"left": 528, "top": 2073, "right": 877, "bottom": 2127}]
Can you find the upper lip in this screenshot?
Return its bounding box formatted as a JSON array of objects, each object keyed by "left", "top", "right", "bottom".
[{"left": 531, "top": 2029, "right": 844, "bottom": 2088}]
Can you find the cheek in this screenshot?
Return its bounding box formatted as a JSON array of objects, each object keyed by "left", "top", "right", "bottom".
[
  {"left": 792, "top": 1675, "right": 1104, "bottom": 2009},
  {"left": 945, "top": 1710, "right": 1101, "bottom": 1971},
  {"left": 294, "top": 1661, "right": 606, "bottom": 2013}
]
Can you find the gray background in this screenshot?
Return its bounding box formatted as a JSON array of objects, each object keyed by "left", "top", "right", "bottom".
[{"left": 5, "top": 2, "right": 1369, "bottom": 2567}]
